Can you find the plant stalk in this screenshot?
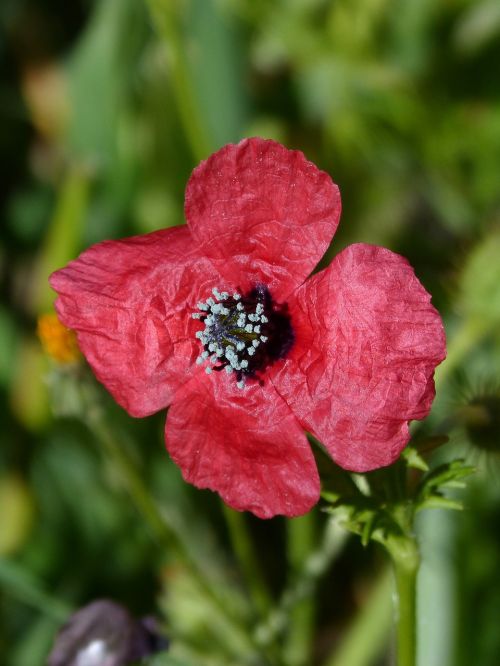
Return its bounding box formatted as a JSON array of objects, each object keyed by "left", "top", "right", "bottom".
[
  {"left": 84, "top": 398, "right": 266, "bottom": 661},
  {"left": 389, "top": 537, "right": 419, "bottom": 666},
  {"left": 222, "top": 505, "right": 273, "bottom": 618}
]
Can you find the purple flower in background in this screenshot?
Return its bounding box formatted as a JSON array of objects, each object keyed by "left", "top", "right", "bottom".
[{"left": 47, "top": 599, "right": 167, "bottom": 666}]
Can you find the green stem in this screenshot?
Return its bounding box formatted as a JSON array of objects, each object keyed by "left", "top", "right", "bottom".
[
  {"left": 34, "top": 164, "right": 90, "bottom": 314},
  {"left": 0, "top": 557, "right": 72, "bottom": 622},
  {"left": 283, "top": 514, "right": 316, "bottom": 666},
  {"left": 144, "top": 0, "right": 212, "bottom": 162},
  {"left": 322, "top": 567, "right": 393, "bottom": 666},
  {"left": 394, "top": 563, "right": 418, "bottom": 666},
  {"left": 84, "top": 398, "right": 263, "bottom": 660},
  {"left": 388, "top": 537, "right": 420, "bottom": 666},
  {"left": 255, "top": 515, "right": 348, "bottom": 649},
  {"left": 222, "top": 505, "right": 273, "bottom": 617}
]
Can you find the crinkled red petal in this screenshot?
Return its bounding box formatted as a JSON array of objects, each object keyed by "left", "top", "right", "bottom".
[
  {"left": 49, "top": 226, "right": 220, "bottom": 417},
  {"left": 271, "top": 243, "right": 446, "bottom": 471},
  {"left": 185, "top": 137, "right": 341, "bottom": 301},
  {"left": 165, "top": 374, "right": 320, "bottom": 518}
]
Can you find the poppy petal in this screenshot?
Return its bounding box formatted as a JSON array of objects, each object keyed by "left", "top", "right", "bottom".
[
  {"left": 185, "top": 137, "right": 341, "bottom": 301},
  {"left": 165, "top": 375, "right": 320, "bottom": 518},
  {"left": 49, "top": 226, "right": 220, "bottom": 417},
  {"left": 271, "top": 243, "right": 446, "bottom": 471}
]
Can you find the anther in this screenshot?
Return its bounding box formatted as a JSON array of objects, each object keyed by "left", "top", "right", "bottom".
[{"left": 192, "top": 284, "right": 293, "bottom": 386}]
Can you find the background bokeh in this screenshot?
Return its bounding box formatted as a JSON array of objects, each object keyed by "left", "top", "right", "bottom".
[{"left": 1, "top": 1, "right": 499, "bottom": 665}]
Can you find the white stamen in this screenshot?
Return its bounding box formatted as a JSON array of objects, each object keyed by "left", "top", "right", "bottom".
[{"left": 194, "top": 287, "right": 276, "bottom": 386}]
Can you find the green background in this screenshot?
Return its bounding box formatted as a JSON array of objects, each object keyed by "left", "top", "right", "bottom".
[{"left": 0, "top": 1, "right": 499, "bottom": 664}]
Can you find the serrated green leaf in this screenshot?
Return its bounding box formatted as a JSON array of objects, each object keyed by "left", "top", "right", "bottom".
[{"left": 419, "top": 460, "right": 475, "bottom": 494}]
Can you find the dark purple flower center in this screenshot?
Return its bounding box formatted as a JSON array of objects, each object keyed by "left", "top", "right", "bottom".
[{"left": 192, "top": 285, "right": 294, "bottom": 387}]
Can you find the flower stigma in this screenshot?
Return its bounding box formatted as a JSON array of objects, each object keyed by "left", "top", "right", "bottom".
[{"left": 192, "top": 285, "right": 294, "bottom": 388}]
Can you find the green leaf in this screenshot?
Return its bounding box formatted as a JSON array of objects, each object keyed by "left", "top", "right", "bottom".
[
  {"left": 66, "top": 0, "right": 146, "bottom": 163},
  {"left": 186, "top": 0, "right": 248, "bottom": 147},
  {"left": 0, "top": 557, "right": 71, "bottom": 621},
  {"left": 418, "top": 497, "right": 464, "bottom": 512},
  {"left": 401, "top": 446, "right": 429, "bottom": 472},
  {"left": 415, "top": 459, "right": 475, "bottom": 514}
]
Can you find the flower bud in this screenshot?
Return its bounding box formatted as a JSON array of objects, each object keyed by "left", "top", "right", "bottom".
[{"left": 47, "top": 599, "right": 167, "bottom": 666}]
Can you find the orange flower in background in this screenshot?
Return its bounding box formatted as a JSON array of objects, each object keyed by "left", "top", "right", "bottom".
[{"left": 37, "top": 313, "right": 80, "bottom": 364}]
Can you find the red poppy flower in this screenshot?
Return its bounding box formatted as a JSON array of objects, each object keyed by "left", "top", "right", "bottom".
[{"left": 49, "top": 138, "right": 446, "bottom": 519}]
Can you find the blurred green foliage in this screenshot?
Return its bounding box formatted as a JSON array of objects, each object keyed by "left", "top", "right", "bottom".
[{"left": 0, "top": 0, "right": 499, "bottom": 665}]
